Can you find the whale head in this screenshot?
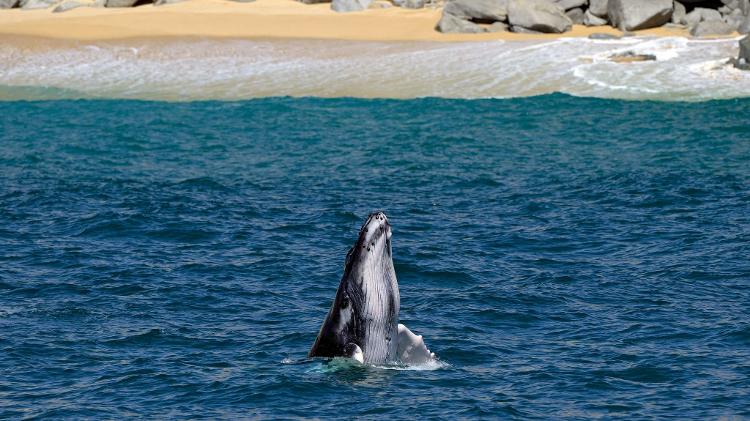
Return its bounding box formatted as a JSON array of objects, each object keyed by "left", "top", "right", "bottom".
[{"left": 344, "top": 211, "right": 393, "bottom": 278}]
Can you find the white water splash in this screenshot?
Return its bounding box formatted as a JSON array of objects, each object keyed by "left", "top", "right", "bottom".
[
  {"left": 0, "top": 36, "right": 748, "bottom": 101},
  {"left": 283, "top": 355, "right": 448, "bottom": 371}
]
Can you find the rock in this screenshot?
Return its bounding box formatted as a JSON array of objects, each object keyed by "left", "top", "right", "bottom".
[
  {"left": 607, "top": 0, "right": 673, "bottom": 31},
  {"left": 105, "top": 0, "right": 138, "bottom": 6},
  {"left": 508, "top": 0, "right": 572, "bottom": 33},
  {"left": 732, "top": 36, "right": 750, "bottom": 69},
  {"left": 609, "top": 51, "right": 657, "bottom": 62},
  {"left": 0, "top": 0, "right": 18, "bottom": 8},
  {"left": 436, "top": 12, "right": 487, "bottom": 32},
  {"left": 52, "top": 0, "right": 83, "bottom": 11},
  {"left": 369, "top": 0, "right": 391, "bottom": 7},
  {"left": 685, "top": 7, "right": 722, "bottom": 28},
  {"left": 588, "top": 32, "right": 621, "bottom": 39},
  {"left": 740, "top": 0, "right": 750, "bottom": 15},
  {"left": 393, "top": 0, "right": 423, "bottom": 8},
  {"left": 672, "top": 1, "right": 686, "bottom": 25},
  {"left": 740, "top": 34, "right": 750, "bottom": 60},
  {"left": 584, "top": 8, "right": 608, "bottom": 25},
  {"left": 487, "top": 21, "right": 509, "bottom": 31},
  {"left": 154, "top": 0, "right": 186, "bottom": 4},
  {"left": 690, "top": 19, "right": 735, "bottom": 36},
  {"left": 331, "top": 0, "right": 371, "bottom": 11},
  {"left": 739, "top": 14, "right": 750, "bottom": 34},
  {"left": 718, "top": 5, "right": 731, "bottom": 14},
  {"left": 725, "top": 12, "right": 744, "bottom": 30},
  {"left": 553, "top": 0, "right": 586, "bottom": 10},
  {"left": 511, "top": 25, "right": 543, "bottom": 33},
  {"left": 566, "top": 7, "right": 584, "bottom": 24},
  {"left": 588, "top": 0, "right": 607, "bottom": 17},
  {"left": 443, "top": 0, "right": 509, "bottom": 23},
  {"left": 20, "top": 0, "right": 58, "bottom": 8}
]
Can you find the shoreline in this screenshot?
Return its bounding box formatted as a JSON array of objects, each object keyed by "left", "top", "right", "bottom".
[{"left": 0, "top": 0, "right": 700, "bottom": 43}]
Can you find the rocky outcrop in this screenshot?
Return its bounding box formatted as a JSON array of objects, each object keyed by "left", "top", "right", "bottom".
[
  {"left": 331, "top": 0, "right": 371, "bottom": 12},
  {"left": 443, "top": 0, "right": 508, "bottom": 23},
  {"left": 488, "top": 21, "right": 509, "bottom": 31},
  {"left": 588, "top": 0, "right": 607, "bottom": 17},
  {"left": 20, "top": 0, "right": 59, "bottom": 8},
  {"left": 609, "top": 51, "right": 656, "bottom": 62},
  {"left": 508, "top": 0, "right": 572, "bottom": 33},
  {"left": 393, "top": 0, "right": 424, "bottom": 8},
  {"left": 0, "top": 0, "right": 19, "bottom": 8},
  {"left": 584, "top": 8, "right": 607, "bottom": 25},
  {"left": 672, "top": 1, "right": 686, "bottom": 25},
  {"left": 739, "top": 14, "right": 750, "bottom": 34},
  {"left": 52, "top": 0, "right": 83, "bottom": 11},
  {"left": 685, "top": 7, "right": 722, "bottom": 27},
  {"left": 690, "top": 19, "right": 734, "bottom": 35},
  {"left": 588, "top": 32, "right": 620, "bottom": 39},
  {"left": 105, "top": 0, "right": 137, "bottom": 6},
  {"left": 734, "top": 34, "right": 750, "bottom": 69},
  {"left": 553, "top": 0, "right": 586, "bottom": 10},
  {"left": 436, "top": 0, "right": 509, "bottom": 33},
  {"left": 436, "top": 12, "right": 488, "bottom": 32},
  {"left": 724, "top": 10, "right": 745, "bottom": 30},
  {"left": 607, "top": 0, "right": 673, "bottom": 31},
  {"left": 566, "top": 7, "right": 584, "bottom": 24},
  {"left": 741, "top": 34, "right": 750, "bottom": 60}
]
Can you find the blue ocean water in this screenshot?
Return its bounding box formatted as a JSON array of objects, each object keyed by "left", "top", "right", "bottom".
[{"left": 1, "top": 94, "right": 749, "bottom": 419}]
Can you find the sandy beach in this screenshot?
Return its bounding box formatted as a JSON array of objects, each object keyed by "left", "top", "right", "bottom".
[{"left": 0, "top": 0, "right": 692, "bottom": 43}]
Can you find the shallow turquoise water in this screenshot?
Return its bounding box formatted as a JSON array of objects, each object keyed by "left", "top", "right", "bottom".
[{"left": 1, "top": 94, "right": 749, "bottom": 419}]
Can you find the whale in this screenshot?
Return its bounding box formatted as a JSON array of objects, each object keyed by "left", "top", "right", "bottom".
[{"left": 309, "top": 211, "right": 433, "bottom": 365}]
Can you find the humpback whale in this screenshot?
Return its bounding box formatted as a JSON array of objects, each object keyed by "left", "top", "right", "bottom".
[{"left": 309, "top": 211, "right": 433, "bottom": 365}]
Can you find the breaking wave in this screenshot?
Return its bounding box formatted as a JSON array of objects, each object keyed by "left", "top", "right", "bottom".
[{"left": 0, "top": 36, "right": 748, "bottom": 101}]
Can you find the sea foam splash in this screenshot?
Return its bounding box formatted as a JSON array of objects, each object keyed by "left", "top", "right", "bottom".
[
  {"left": 282, "top": 356, "right": 448, "bottom": 371},
  {"left": 0, "top": 36, "right": 748, "bottom": 101}
]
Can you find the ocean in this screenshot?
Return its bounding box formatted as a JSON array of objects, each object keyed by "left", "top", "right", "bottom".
[{"left": 1, "top": 39, "right": 750, "bottom": 419}]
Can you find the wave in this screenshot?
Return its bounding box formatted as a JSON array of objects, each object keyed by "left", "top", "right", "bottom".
[{"left": 1, "top": 36, "right": 748, "bottom": 102}]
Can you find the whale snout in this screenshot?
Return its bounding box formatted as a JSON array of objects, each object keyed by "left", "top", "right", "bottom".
[{"left": 360, "top": 211, "right": 392, "bottom": 249}]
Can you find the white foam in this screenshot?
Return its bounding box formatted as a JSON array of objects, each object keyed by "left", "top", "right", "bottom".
[
  {"left": 0, "top": 36, "right": 748, "bottom": 101},
  {"left": 373, "top": 358, "right": 449, "bottom": 371}
]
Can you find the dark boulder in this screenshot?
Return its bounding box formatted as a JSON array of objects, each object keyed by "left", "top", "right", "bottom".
[
  {"left": 331, "top": 0, "right": 371, "bottom": 12},
  {"left": 508, "top": 0, "right": 573, "bottom": 33},
  {"left": 584, "top": 8, "right": 608, "bottom": 25},
  {"left": 734, "top": 34, "right": 750, "bottom": 69},
  {"left": 609, "top": 51, "right": 657, "bottom": 62},
  {"left": 105, "top": 0, "right": 138, "bottom": 6},
  {"left": 608, "top": 0, "right": 673, "bottom": 31},
  {"left": 436, "top": 12, "right": 488, "bottom": 32},
  {"left": 690, "top": 18, "right": 734, "bottom": 35},
  {"left": 672, "top": 1, "right": 687, "bottom": 25},
  {"left": 553, "top": 0, "right": 586, "bottom": 10},
  {"left": 443, "top": 0, "right": 509, "bottom": 23},
  {"left": 566, "top": 7, "right": 585, "bottom": 24},
  {"left": 394, "top": 0, "right": 425, "bottom": 8},
  {"left": 588, "top": 0, "right": 608, "bottom": 17}
]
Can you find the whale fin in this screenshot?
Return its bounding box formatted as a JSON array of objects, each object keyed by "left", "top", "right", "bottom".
[
  {"left": 397, "top": 324, "right": 435, "bottom": 365},
  {"left": 343, "top": 343, "right": 364, "bottom": 364}
]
